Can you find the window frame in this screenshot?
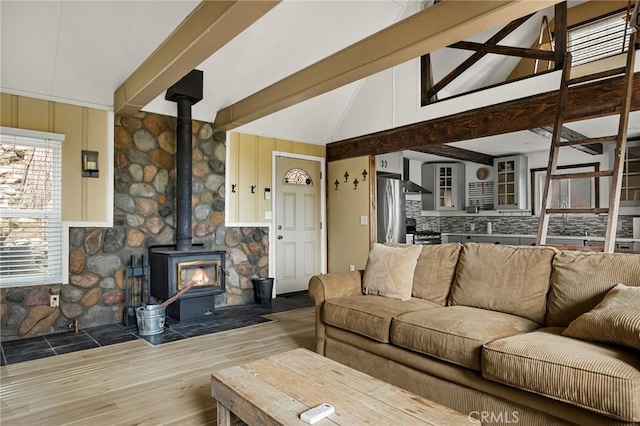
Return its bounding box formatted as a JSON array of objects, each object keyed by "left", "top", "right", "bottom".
[
  {"left": 530, "top": 162, "right": 600, "bottom": 216},
  {"left": 0, "top": 126, "right": 65, "bottom": 287}
]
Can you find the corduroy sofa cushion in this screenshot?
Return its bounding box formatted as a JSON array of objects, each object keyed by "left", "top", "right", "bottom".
[
  {"left": 386, "top": 242, "right": 462, "bottom": 305},
  {"left": 390, "top": 306, "right": 540, "bottom": 371},
  {"left": 546, "top": 251, "right": 640, "bottom": 327},
  {"left": 449, "top": 243, "right": 556, "bottom": 324},
  {"left": 483, "top": 327, "right": 640, "bottom": 422},
  {"left": 362, "top": 243, "right": 422, "bottom": 301},
  {"left": 563, "top": 283, "right": 640, "bottom": 350},
  {"left": 323, "top": 295, "right": 441, "bottom": 343}
]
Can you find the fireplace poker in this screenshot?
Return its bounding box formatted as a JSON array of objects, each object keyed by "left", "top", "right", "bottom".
[{"left": 160, "top": 279, "right": 201, "bottom": 308}]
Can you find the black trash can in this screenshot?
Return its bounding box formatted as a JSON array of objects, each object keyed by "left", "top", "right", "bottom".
[{"left": 253, "top": 278, "right": 274, "bottom": 304}]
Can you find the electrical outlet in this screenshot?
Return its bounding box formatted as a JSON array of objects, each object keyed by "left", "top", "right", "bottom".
[
  {"left": 349, "top": 264, "right": 356, "bottom": 271},
  {"left": 50, "top": 295, "right": 59, "bottom": 308}
]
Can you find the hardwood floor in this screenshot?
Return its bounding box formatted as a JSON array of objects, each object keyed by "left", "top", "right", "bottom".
[{"left": 0, "top": 307, "right": 315, "bottom": 425}]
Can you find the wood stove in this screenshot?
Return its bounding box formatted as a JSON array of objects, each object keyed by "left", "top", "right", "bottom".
[
  {"left": 147, "top": 69, "right": 227, "bottom": 323},
  {"left": 149, "top": 245, "right": 225, "bottom": 322}
]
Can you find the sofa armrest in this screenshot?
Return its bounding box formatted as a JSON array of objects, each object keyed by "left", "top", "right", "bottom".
[
  {"left": 308, "top": 271, "right": 363, "bottom": 355},
  {"left": 308, "top": 271, "right": 363, "bottom": 305}
]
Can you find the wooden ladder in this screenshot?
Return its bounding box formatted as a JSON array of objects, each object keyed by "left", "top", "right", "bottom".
[{"left": 536, "top": 31, "right": 637, "bottom": 253}]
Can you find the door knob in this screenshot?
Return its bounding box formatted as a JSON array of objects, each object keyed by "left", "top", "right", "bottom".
[{"left": 277, "top": 235, "right": 283, "bottom": 240}]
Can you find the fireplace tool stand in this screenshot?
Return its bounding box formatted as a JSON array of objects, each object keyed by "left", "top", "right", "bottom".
[{"left": 125, "top": 254, "right": 150, "bottom": 327}]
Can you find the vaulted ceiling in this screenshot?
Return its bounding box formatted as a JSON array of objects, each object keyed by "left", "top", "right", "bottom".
[{"left": 2, "top": 0, "right": 637, "bottom": 162}]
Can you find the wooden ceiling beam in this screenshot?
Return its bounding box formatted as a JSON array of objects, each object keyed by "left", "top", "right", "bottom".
[
  {"left": 213, "top": 0, "right": 561, "bottom": 131},
  {"left": 114, "top": 1, "right": 280, "bottom": 116},
  {"left": 326, "top": 72, "right": 640, "bottom": 162},
  {"left": 529, "top": 125, "right": 604, "bottom": 155},
  {"left": 410, "top": 145, "right": 495, "bottom": 165},
  {"left": 450, "top": 41, "right": 555, "bottom": 60},
  {"left": 426, "top": 11, "right": 537, "bottom": 101}
]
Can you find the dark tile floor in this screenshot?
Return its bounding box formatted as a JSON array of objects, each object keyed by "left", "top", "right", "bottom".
[{"left": 1, "top": 291, "right": 313, "bottom": 366}]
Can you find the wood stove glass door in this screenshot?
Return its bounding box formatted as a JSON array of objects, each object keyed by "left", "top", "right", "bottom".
[{"left": 275, "top": 156, "right": 321, "bottom": 294}]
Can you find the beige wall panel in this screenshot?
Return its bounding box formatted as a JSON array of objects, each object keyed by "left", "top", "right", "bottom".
[
  {"left": 17, "top": 96, "right": 51, "bottom": 132},
  {"left": 238, "top": 133, "right": 258, "bottom": 222},
  {"left": 55, "top": 103, "right": 84, "bottom": 221},
  {"left": 275, "top": 138, "right": 292, "bottom": 152},
  {"left": 1, "top": 93, "right": 110, "bottom": 223},
  {"left": 327, "top": 156, "right": 370, "bottom": 272},
  {"left": 257, "top": 136, "right": 275, "bottom": 221},
  {"left": 307, "top": 144, "right": 326, "bottom": 158},
  {"left": 228, "top": 132, "right": 240, "bottom": 223},
  {"left": 1, "top": 93, "right": 16, "bottom": 127},
  {"left": 290, "top": 141, "right": 307, "bottom": 155},
  {"left": 227, "top": 132, "right": 325, "bottom": 225},
  {"left": 85, "top": 108, "right": 109, "bottom": 222}
]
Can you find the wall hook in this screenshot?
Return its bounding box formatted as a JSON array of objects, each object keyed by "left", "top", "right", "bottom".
[
  {"left": 334, "top": 179, "right": 340, "bottom": 190},
  {"left": 251, "top": 185, "right": 256, "bottom": 194},
  {"left": 362, "top": 169, "right": 368, "bottom": 181},
  {"left": 344, "top": 171, "right": 349, "bottom": 182},
  {"left": 231, "top": 184, "right": 236, "bottom": 193},
  {"left": 353, "top": 178, "right": 359, "bottom": 190}
]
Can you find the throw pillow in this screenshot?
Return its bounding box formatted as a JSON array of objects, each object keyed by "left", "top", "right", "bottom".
[
  {"left": 362, "top": 243, "right": 422, "bottom": 301},
  {"left": 562, "top": 283, "right": 640, "bottom": 350}
]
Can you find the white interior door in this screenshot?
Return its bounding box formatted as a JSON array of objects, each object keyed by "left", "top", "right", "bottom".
[{"left": 275, "top": 156, "right": 321, "bottom": 294}]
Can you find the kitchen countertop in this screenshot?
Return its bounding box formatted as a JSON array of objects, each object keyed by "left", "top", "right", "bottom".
[{"left": 442, "top": 233, "right": 640, "bottom": 243}]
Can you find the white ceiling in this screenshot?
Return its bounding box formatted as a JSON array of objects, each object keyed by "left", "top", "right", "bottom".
[{"left": 1, "top": 0, "right": 635, "bottom": 162}]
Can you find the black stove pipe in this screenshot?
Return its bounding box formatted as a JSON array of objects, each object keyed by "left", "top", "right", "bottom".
[
  {"left": 165, "top": 69, "right": 203, "bottom": 252},
  {"left": 175, "top": 96, "right": 193, "bottom": 251}
]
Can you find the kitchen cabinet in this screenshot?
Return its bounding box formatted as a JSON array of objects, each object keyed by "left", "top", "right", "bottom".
[
  {"left": 376, "top": 152, "right": 403, "bottom": 175},
  {"left": 547, "top": 237, "right": 584, "bottom": 247},
  {"left": 445, "top": 235, "right": 477, "bottom": 243},
  {"left": 476, "top": 236, "right": 520, "bottom": 245},
  {"left": 519, "top": 237, "right": 537, "bottom": 246},
  {"left": 422, "top": 163, "right": 465, "bottom": 211},
  {"left": 494, "top": 155, "right": 528, "bottom": 209},
  {"left": 619, "top": 140, "right": 640, "bottom": 206}
]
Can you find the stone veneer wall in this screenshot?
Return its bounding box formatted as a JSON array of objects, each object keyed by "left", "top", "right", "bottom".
[
  {"left": 0, "top": 112, "right": 268, "bottom": 340},
  {"left": 406, "top": 200, "right": 635, "bottom": 236}
]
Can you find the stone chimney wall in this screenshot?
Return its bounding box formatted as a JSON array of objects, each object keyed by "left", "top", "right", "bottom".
[{"left": 0, "top": 112, "right": 268, "bottom": 340}]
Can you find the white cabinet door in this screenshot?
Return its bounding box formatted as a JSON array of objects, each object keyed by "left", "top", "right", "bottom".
[
  {"left": 494, "top": 155, "right": 528, "bottom": 209},
  {"left": 421, "top": 163, "right": 465, "bottom": 210},
  {"left": 376, "top": 152, "right": 403, "bottom": 175}
]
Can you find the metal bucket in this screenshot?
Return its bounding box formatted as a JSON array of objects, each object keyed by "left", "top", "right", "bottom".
[{"left": 135, "top": 304, "right": 166, "bottom": 335}]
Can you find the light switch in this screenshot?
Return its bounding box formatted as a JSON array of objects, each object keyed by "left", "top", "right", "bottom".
[
  {"left": 360, "top": 216, "right": 368, "bottom": 225},
  {"left": 265, "top": 211, "right": 272, "bottom": 220}
]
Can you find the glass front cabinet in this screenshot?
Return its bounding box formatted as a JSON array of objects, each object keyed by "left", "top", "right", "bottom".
[
  {"left": 494, "top": 155, "right": 528, "bottom": 209},
  {"left": 421, "top": 162, "right": 465, "bottom": 210},
  {"left": 620, "top": 141, "right": 640, "bottom": 206}
]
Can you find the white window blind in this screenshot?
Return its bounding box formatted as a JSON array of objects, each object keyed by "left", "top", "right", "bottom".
[
  {"left": 568, "top": 11, "right": 633, "bottom": 66},
  {"left": 0, "top": 128, "right": 64, "bottom": 286}
]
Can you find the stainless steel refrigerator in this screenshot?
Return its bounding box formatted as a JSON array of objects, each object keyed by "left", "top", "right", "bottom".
[{"left": 377, "top": 177, "right": 406, "bottom": 243}]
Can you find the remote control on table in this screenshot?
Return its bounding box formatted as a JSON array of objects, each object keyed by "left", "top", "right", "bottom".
[{"left": 299, "top": 403, "right": 335, "bottom": 424}]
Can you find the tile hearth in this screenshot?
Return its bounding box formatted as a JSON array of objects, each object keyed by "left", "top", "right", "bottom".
[{"left": 1, "top": 291, "right": 313, "bottom": 366}]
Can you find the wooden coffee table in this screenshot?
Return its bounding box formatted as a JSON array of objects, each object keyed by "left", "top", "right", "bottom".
[{"left": 211, "top": 348, "right": 478, "bottom": 425}]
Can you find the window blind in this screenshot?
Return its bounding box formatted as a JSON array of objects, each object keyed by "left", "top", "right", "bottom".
[
  {"left": 0, "top": 129, "right": 63, "bottom": 286},
  {"left": 568, "top": 12, "right": 633, "bottom": 66}
]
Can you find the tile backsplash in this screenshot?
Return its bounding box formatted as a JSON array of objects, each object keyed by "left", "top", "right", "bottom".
[{"left": 405, "top": 200, "right": 635, "bottom": 237}]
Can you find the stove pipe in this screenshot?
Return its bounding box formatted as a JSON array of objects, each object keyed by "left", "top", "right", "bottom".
[{"left": 165, "top": 70, "right": 203, "bottom": 251}]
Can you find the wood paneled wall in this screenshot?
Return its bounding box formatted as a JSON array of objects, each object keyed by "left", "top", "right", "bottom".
[{"left": 1, "top": 93, "right": 111, "bottom": 223}]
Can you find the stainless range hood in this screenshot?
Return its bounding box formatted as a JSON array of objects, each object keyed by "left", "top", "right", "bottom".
[{"left": 403, "top": 158, "right": 431, "bottom": 194}]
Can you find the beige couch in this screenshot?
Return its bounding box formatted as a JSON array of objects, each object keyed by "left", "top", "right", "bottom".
[{"left": 309, "top": 243, "right": 640, "bottom": 425}]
